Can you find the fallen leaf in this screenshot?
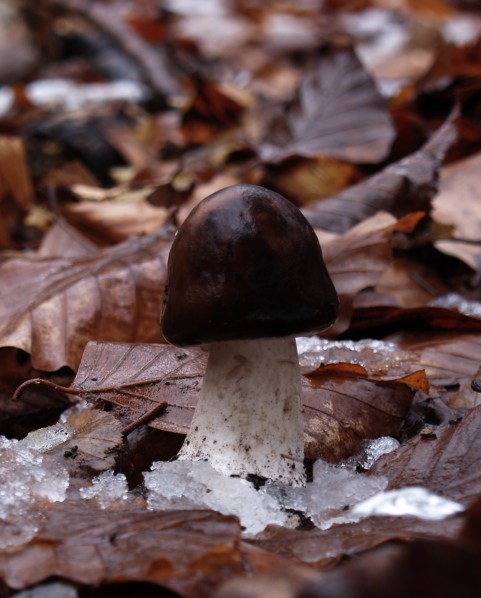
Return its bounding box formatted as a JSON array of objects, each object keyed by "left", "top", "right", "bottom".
[
  {"left": 322, "top": 211, "right": 397, "bottom": 336},
  {"left": 250, "top": 514, "right": 463, "bottom": 569},
  {"left": 301, "top": 113, "right": 458, "bottom": 232},
  {"left": 0, "top": 226, "right": 173, "bottom": 371},
  {"left": 60, "top": 199, "right": 168, "bottom": 244},
  {"left": 370, "top": 403, "right": 481, "bottom": 504},
  {"left": 71, "top": 342, "right": 206, "bottom": 436},
  {"left": 302, "top": 370, "right": 415, "bottom": 462},
  {"left": 260, "top": 46, "right": 395, "bottom": 164},
  {"left": 0, "top": 502, "right": 261, "bottom": 597},
  {"left": 66, "top": 341, "right": 414, "bottom": 463},
  {"left": 47, "top": 410, "right": 124, "bottom": 475},
  {"left": 433, "top": 150, "right": 481, "bottom": 241},
  {"left": 297, "top": 534, "right": 481, "bottom": 598}
]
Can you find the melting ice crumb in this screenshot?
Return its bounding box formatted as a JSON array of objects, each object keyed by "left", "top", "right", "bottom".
[
  {"left": 430, "top": 293, "right": 481, "bottom": 318},
  {"left": 22, "top": 422, "right": 77, "bottom": 452},
  {"left": 262, "top": 459, "right": 389, "bottom": 531},
  {"left": 80, "top": 471, "right": 129, "bottom": 509},
  {"left": 352, "top": 487, "right": 464, "bottom": 520},
  {"left": 145, "top": 459, "right": 388, "bottom": 535},
  {"left": 145, "top": 460, "right": 289, "bottom": 535},
  {"left": 0, "top": 436, "right": 69, "bottom": 549},
  {"left": 341, "top": 436, "right": 400, "bottom": 471},
  {"left": 145, "top": 452, "right": 462, "bottom": 535},
  {"left": 14, "top": 581, "right": 78, "bottom": 598},
  {"left": 296, "top": 337, "right": 407, "bottom": 374}
]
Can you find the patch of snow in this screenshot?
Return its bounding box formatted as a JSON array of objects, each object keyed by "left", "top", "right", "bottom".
[
  {"left": 341, "top": 436, "right": 400, "bottom": 471},
  {"left": 80, "top": 471, "right": 129, "bottom": 509},
  {"left": 25, "top": 79, "right": 149, "bottom": 110},
  {"left": 14, "top": 581, "right": 78, "bottom": 598},
  {"left": 352, "top": 487, "right": 464, "bottom": 520},
  {"left": 145, "top": 458, "right": 388, "bottom": 535},
  {"left": 0, "top": 86, "right": 14, "bottom": 117},
  {"left": 22, "top": 422, "right": 77, "bottom": 452},
  {"left": 145, "top": 460, "right": 290, "bottom": 535},
  {"left": 0, "top": 437, "right": 69, "bottom": 549},
  {"left": 296, "top": 337, "right": 404, "bottom": 373},
  {"left": 430, "top": 293, "right": 481, "bottom": 318},
  {"left": 443, "top": 17, "right": 481, "bottom": 47}
]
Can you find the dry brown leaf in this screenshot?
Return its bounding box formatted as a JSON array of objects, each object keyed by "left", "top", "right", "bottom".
[
  {"left": 260, "top": 46, "right": 395, "bottom": 164},
  {"left": 0, "top": 227, "right": 173, "bottom": 371},
  {"left": 302, "top": 369, "right": 415, "bottom": 462},
  {"left": 47, "top": 410, "right": 124, "bottom": 474},
  {"left": 301, "top": 113, "right": 458, "bottom": 232},
  {"left": 322, "top": 211, "right": 397, "bottom": 336},
  {"left": 370, "top": 403, "right": 481, "bottom": 504},
  {"left": 38, "top": 219, "right": 99, "bottom": 259},
  {"left": 60, "top": 199, "right": 168, "bottom": 244},
  {"left": 67, "top": 341, "right": 414, "bottom": 463},
  {"left": 433, "top": 150, "right": 481, "bottom": 241},
  {"left": 374, "top": 257, "right": 448, "bottom": 309}
]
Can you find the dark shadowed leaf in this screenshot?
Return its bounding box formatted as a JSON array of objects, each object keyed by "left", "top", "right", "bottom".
[
  {"left": 301, "top": 113, "right": 458, "bottom": 232},
  {"left": 260, "top": 47, "right": 395, "bottom": 164},
  {"left": 370, "top": 403, "right": 481, "bottom": 504},
  {"left": 298, "top": 537, "right": 481, "bottom": 598}
]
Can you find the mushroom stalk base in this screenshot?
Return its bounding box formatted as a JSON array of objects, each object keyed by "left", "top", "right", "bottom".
[{"left": 178, "top": 337, "right": 306, "bottom": 486}]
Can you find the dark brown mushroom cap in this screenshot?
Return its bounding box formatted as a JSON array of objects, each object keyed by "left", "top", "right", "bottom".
[{"left": 161, "top": 184, "right": 339, "bottom": 347}]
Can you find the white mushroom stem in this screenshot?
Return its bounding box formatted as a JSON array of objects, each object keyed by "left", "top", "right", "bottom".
[{"left": 178, "top": 336, "right": 306, "bottom": 486}]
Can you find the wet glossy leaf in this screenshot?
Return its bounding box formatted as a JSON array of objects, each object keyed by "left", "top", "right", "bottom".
[
  {"left": 0, "top": 502, "right": 268, "bottom": 597},
  {"left": 370, "top": 403, "right": 481, "bottom": 504},
  {"left": 250, "top": 515, "right": 463, "bottom": 569}
]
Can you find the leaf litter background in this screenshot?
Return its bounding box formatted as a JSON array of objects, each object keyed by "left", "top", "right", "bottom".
[{"left": 2, "top": 0, "right": 481, "bottom": 596}]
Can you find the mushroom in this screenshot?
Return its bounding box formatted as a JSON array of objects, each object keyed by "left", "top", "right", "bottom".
[{"left": 161, "top": 184, "right": 339, "bottom": 486}]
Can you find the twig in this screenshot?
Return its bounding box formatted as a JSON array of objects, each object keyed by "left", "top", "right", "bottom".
[{"left": 120, "top": 401, "right": 168, "bottom": 436}]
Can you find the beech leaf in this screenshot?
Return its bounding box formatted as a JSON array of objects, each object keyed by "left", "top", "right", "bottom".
[
  {"left": 0, "top": 503, "right": 264, "bottom": 596},
  {"left": 250, "top": 515, "right": 463, "bottom": 570},
  {"left": 68, "top": 341, "right": 414, "bottom": 463},
  {"left": 0, "top": 227, "right": 173, "bottom": 371},
  {"left": 302, "top": 112, "right": 458, "bottom": 232},
  {"left": 370, "top": 404, "right": 481, "bottom": 504},
  {"left": 322, "top": 211, "right": 397, "bottom": 336},
  {"left": 261, "top": 47, "right": 395, "bottom": 164}
]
